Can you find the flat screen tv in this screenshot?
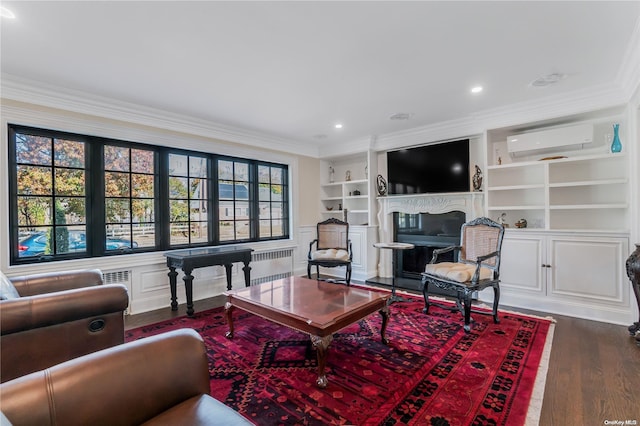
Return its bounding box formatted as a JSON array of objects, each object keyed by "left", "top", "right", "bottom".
[{"left": 387, "top": 139, "right": 470, "bottom": 194}]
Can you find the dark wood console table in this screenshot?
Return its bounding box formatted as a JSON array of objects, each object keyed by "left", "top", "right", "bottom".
[{"left": 165, "top": 246, "right": 253, "bottom": 317}]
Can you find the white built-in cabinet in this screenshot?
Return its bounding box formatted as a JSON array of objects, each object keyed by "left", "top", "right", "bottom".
[
  {"left": 496, "top": 232, "right": 630, "bottom": 324},
  {"left": 315, "top": 151, "right": 378, "bottom": 281},
  {"left": 483, "top": 108, "right": 632, "bottom": 325}
]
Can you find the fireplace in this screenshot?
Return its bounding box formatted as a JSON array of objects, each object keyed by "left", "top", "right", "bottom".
[
  {"left": 369, "top": 192, "right": 484, "bottom": 293},
  {"left": 394, "top": 211, "right": 465, "bottom": 280}
]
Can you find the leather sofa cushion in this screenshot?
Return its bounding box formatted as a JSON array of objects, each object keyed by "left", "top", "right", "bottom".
[
  {"left": 311, "top": 249, "right": 350, "bottom": 261},
  {"left": 141, "top": 394, "right": 253, "bottom": 426},
  {"left": 0, "top": 272, "right": 19, "bottom": 300},
  {"left": 424, "top": 262, "right": 493, "bottom": 283}
]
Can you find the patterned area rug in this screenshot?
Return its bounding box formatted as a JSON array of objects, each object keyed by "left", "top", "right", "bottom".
[{"left": 126, "top": 294, "right": 554, "bottom": 426}]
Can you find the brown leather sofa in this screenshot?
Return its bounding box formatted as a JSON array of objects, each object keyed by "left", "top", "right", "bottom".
[
  {"left": 0, "top": 269, "right": 129, "bottom": 382},
  {"left": 0, "top": 328, "right": 253, "bottom": 426}
]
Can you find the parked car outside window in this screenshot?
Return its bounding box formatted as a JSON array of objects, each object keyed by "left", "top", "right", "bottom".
[{"left": 18, "top": 231, "right": 137, "bottom": 257}]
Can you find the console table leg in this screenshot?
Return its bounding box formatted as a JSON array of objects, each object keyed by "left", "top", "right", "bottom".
[
  {"left": 379, "top": 305, "right": 390, "bottom": 345},
  {"left": 183, "top": 268, "right": 195, "bottom": 317},
  {"left": 168, "top": 267, "right": 178, "bottom": 311},
  {"left": 243, "top": 262, "right": 251, "bottom": 287},
  {"left": 224, "top": 303, "right": 235, "bottom": 339},
  {"left": 311, "top": 335, "right": 333, "bottom": 388},
  {"left": 224, "top": 264, "right": 233, "bottom": 291}
]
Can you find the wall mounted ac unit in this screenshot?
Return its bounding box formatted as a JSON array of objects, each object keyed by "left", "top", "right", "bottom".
[{"left": 507, "top": 123, "right": 593, "bottom": 156}]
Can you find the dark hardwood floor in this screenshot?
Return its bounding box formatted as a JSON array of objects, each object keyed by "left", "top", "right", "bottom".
[{"left": 125, "top": 286, "right": 640, "bottom": 426}]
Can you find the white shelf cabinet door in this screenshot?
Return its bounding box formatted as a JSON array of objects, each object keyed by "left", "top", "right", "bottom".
[
  {"left": 547, "top": 236, "right": 629, "bottom": 307},
  {"left": 499, "top": 234, "right": 545, "bottom": 296}
]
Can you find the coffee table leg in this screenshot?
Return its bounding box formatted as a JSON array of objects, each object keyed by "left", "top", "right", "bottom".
[
  {"left": 310, "top": 335, "right": 333, "bottom": 388},
  {"left": 224, "top": 302, "right": 235, "bottom": 339},
  {"left": 379, "top": 305, "right": 390, "bottom": 345}
]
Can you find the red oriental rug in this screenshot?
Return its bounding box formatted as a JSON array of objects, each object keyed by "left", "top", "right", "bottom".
[{"left": 126, "top": 294, "right": 554, "bottom": 426}]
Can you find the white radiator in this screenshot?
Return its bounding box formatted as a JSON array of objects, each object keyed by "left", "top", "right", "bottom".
[{"left": 250, "top": 248, "right": 294, "bottom": 285}]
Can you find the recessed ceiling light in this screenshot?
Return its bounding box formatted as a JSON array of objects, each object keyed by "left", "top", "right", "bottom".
[
  {"left": 389, "top": 113, "right": 414, "bottom": 121},
  {"left": 334, "top": 124, "right": 343, "bottom": 129},
  {"left": 1, "top": 6, "right": 16, "bottom": 19},
  {"left": 471, "top": 86, "right": 483, "bottom": 94}
]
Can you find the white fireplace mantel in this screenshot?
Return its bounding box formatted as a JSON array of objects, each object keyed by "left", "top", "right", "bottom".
[{"left": 375, "top": 192, "right": 484, "bottom": 277}]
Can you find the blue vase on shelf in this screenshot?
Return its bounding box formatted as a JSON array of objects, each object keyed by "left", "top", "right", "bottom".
[{"left": 611, "top": 123, "right": 622, "bottom": 153}]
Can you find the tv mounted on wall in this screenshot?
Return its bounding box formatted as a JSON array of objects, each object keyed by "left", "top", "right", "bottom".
[{"left": 387, "top": 139, "right": 470, "bottom": 194}]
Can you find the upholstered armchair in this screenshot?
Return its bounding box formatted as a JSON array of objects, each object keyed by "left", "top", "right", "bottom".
[
  {"left": 421, "top": 217, "right": 505, "bottom": 332},
  {"left": 0, "top": 269, "right": 129, "bottom": 382},
  {"left": 0, "top": 328, "right": 252, "bottom": 425},
  {"left": 307, "top": 218, "right": 353, "bottom": 284}
]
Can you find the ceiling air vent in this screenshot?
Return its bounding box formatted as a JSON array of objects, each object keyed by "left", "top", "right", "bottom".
[{"left": 530, "top": 73, "right": 567, "bottom": 87}]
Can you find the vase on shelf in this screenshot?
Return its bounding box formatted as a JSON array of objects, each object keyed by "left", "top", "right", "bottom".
[{"left": 610, "top": 123, "right": 622, "bottom": 153}]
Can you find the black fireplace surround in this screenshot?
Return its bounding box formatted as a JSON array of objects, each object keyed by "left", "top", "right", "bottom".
[{"left": 393, "top": 211, "right": 466, "bottom": 292}]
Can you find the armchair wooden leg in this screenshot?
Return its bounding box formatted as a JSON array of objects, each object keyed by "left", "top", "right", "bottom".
[
  {"left": 421, "top": 279, "right": 431, "bottom": 314},
  {"left": 307, "top": 263, "right": 312, "bottom": 280},
  {"left": 492, "top": 284, "right": 501, "bottom": 324},
  {"left": 462, "top": 292, "right": 472, "bottom": 333},
  {"left": 346, "top": 264, "right": 352, "bottom": 285}
]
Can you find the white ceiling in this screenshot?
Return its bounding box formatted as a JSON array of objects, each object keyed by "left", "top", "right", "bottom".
[{"left": 2, "top": 1, "right": 639, "bottom": 156}]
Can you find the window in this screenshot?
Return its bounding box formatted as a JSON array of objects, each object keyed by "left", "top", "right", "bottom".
[
  {"left": 258, "top": 164, "right": 287, "bottom": 239},
  {"left": 217, "top": 159, "right": 251, "bottom": 241},
  {"left": 104, "top": 145, "right": 156, "bottom": 251},
  {"left": 13, "top": 132, "right": 88, "bottom": 259},
  {"left": 169, "top": 154, "right": 209, "bottom": 246},
  {"left": 8, "top": 125, "right": 290, "bottom": 265}
]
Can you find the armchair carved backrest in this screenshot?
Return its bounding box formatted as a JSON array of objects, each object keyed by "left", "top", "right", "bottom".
[
  {"left": 316, "top": 218, "right": 350, "bottom": 252},
  {"left": 308, "top": 218, "right": 352, "bottom": 284},
  {"left": 458, "top": 217, "right": 505, "bottom": 279}
]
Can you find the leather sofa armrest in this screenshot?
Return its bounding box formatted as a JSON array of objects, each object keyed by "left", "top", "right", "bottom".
[
  {"left": 0, "top": 329, "right": 211, "bottom": 426},
  {"left": 10, "top": 269, "right": 103, "bottom": 296},
  {"left": 0, "top": 284, "right": 129, "bottom": 335}
]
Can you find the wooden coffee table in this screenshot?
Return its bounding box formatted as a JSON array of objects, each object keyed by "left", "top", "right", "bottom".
[{"left": 224, "top": 276, "right": 390, "bottom": 388}]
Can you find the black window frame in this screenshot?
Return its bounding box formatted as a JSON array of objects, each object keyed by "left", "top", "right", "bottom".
[{"left": 8, "top": 124, "right": 290, "bottom": 265}]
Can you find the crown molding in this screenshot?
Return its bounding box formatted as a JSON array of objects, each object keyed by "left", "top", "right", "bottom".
[{"left": 0, "top": 74, "right": 320, "bottom": 158}]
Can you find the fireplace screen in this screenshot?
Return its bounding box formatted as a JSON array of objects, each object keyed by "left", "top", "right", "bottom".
[{"left": 393, "top": 211, "right": 466, "bottom": 280}]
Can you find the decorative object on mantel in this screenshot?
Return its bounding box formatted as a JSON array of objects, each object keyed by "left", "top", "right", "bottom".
[
  {"left": 345, "top": 170, "right": 351, "bottom": 181},
  {"left": 515, "top": 218, "right": 528, "bottom": 228},
  {"left": 472, "top": 164, "right": 483, "bottom": 191},
  {"left": 625, "top": 243, "right": 640, "bottom": 346},
  {"left": 376, "top": 175, "right": 387, "bottom": 196},
  {"left": 326, "top": 206, "right": 334, "bottom": 211},
  {"left": 611, "top": 123, "right": 622, "bottom": 153},
  {"left": 329, "top": 166, "right": 335, "bottom": 183},
  {"left": 352, "top": 189, "right": 361, "bottom": 196}
]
